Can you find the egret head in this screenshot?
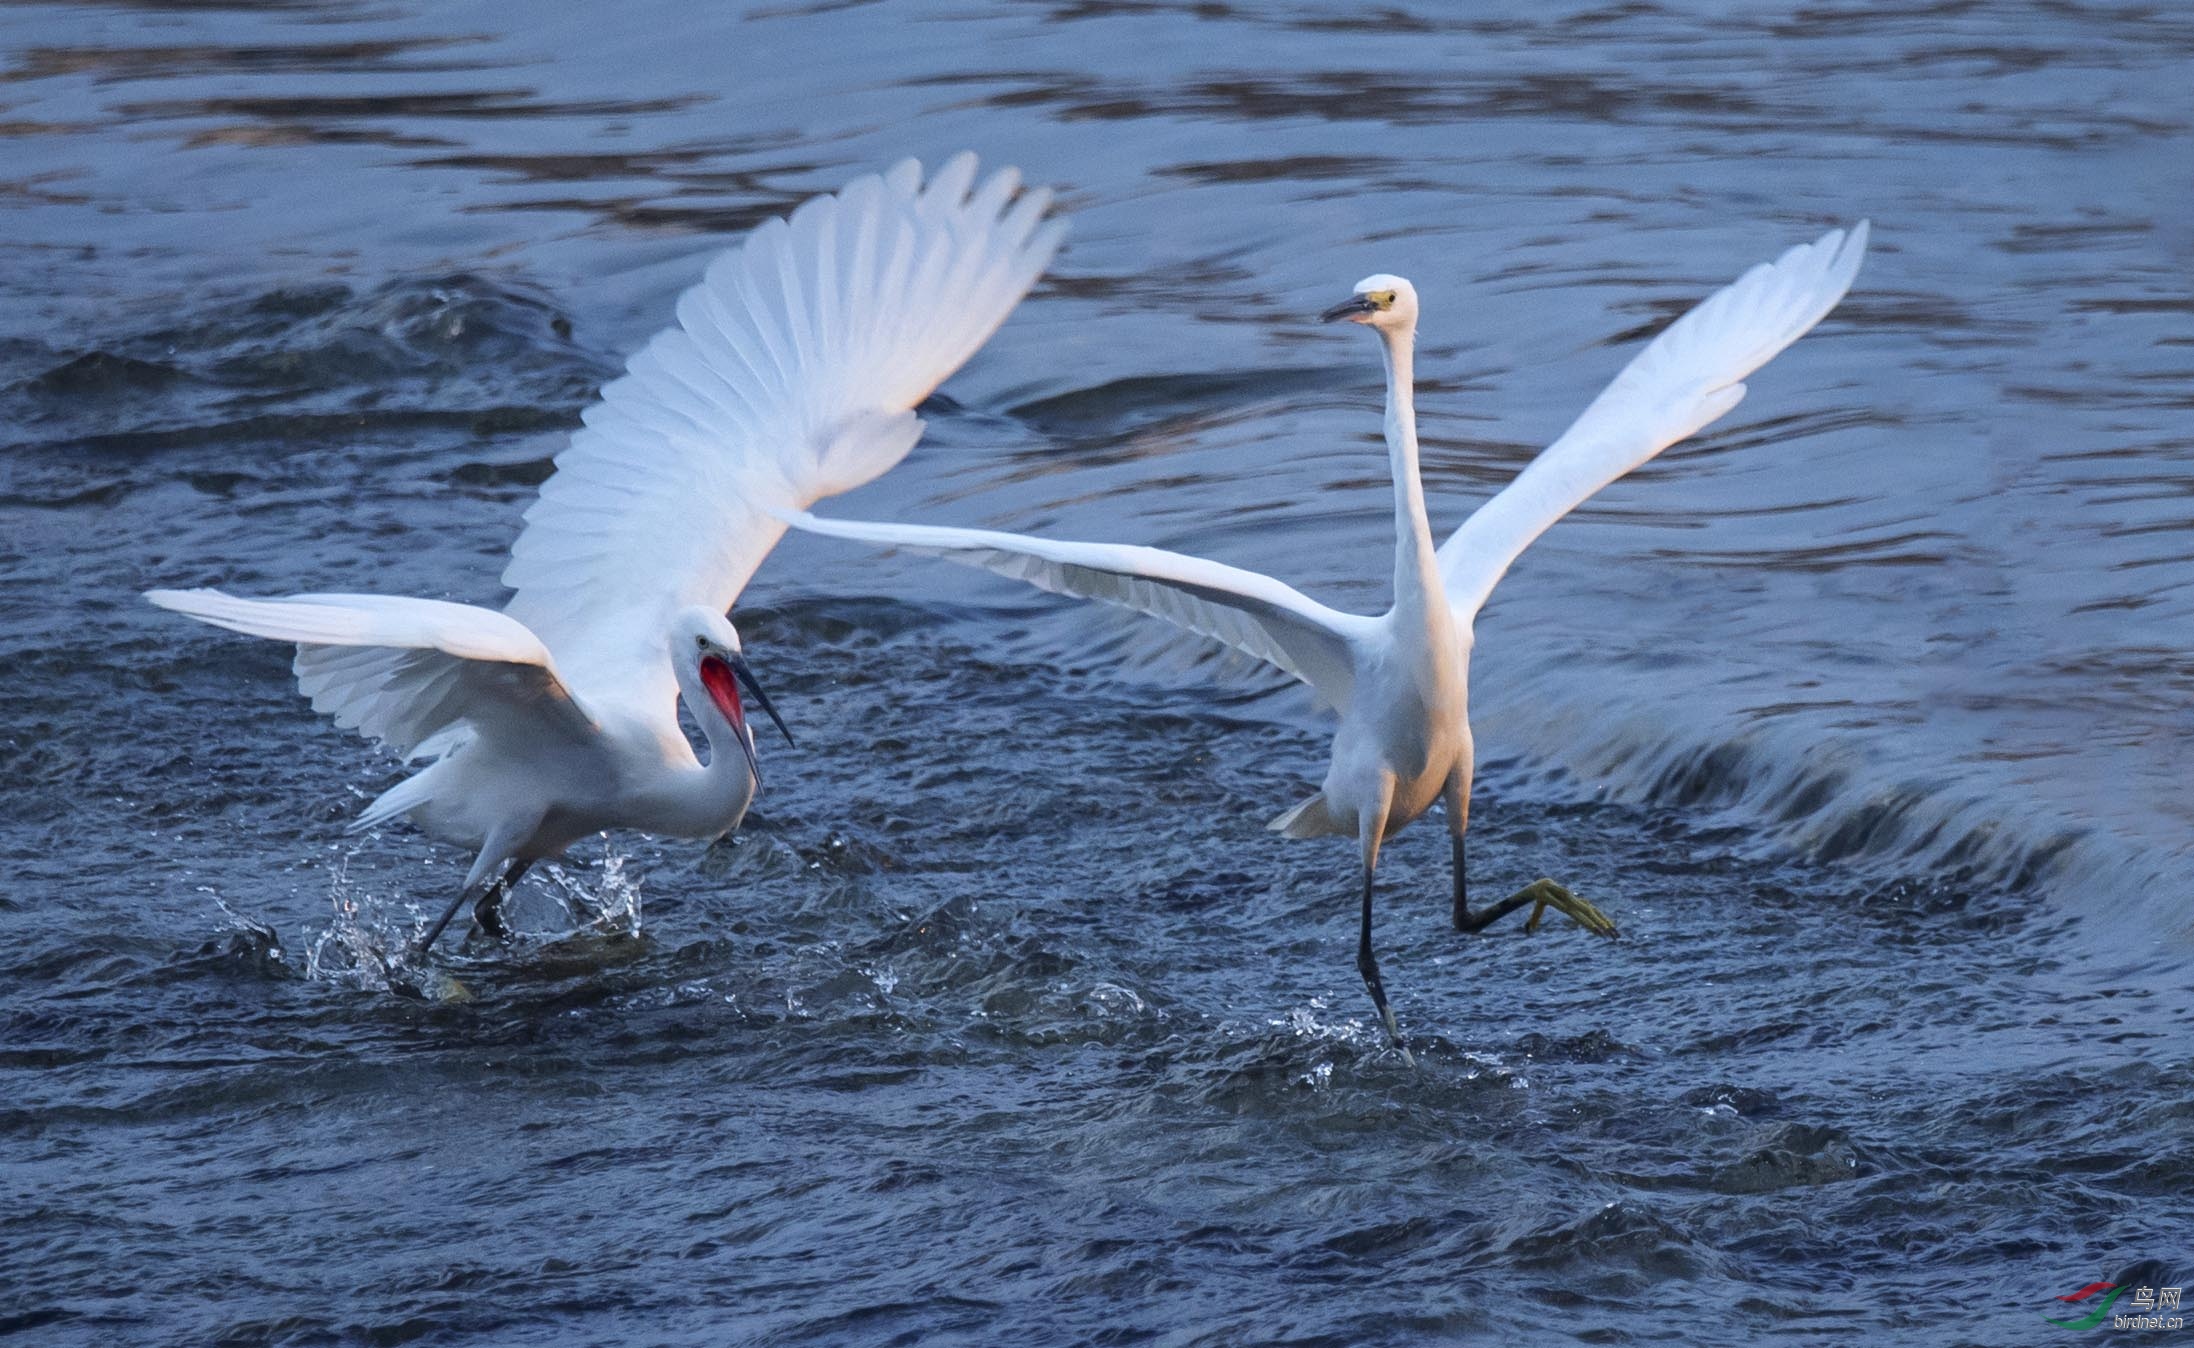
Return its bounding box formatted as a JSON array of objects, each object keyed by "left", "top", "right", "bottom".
[
  {"left": 671, "top": 606, "right": 794, "bottom": 781},
  {"left": 1321, "top": 274, "right": 1418, "bottom": 331}
]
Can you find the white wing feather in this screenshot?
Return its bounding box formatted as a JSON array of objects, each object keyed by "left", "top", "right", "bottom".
[
  {"left": 1437, "top": 221, "right": 1869, "bottom": 624},
  {"left": 778, "top": 510, "right": 1371, "bottom": 702},
  {"left": 502, "top": 153, "right": 1064, "bottom": 723},
  {"left": 146, "top": 589, "right": 594, "bottom": 760}
]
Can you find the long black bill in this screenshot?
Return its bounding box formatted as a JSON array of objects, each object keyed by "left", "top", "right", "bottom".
[
  {"left": 1320, "top": 295, "right": 1377, "bottom": 323},
  {"left": 728, "top": 652, "right": 794, "bottom": 748},
  {"left": 732, "top": 717, "right": 763, "bottom": 790}
]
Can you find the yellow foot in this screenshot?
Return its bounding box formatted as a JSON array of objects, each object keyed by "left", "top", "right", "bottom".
[
  {"left": 390, "top": 967, "right": 473, "bottom": 1003},
  {"left": 1519, "top": 877, "right": 1619, "bottom": 939}
]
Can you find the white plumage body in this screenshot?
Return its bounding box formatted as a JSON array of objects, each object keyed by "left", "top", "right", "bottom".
[
  {"left": 791, "top": 225, "right": 1870, "bottom": 854},
  {"left": 784, "top": 224, "right": 1871, "bottom": 1045},
  {"left": 148, "top": 154, "right": 1063, "bottom": 926}
]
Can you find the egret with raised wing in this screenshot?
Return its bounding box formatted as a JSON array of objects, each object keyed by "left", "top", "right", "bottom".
[
  {"left": 148, "top": 153, "right": 1063, "bottom": 956},
  {"left": 782, "top": 223, "right": 1869, "bottom": 1056}
]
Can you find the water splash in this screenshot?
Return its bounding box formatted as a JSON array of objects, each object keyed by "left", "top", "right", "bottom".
[
  {"left": 301, "top": 856, "right": 469, "bottom": 1001},
  {"left": 289, "top": 847, "right": 651, "bottom": 999},
  {"left": 540, "top": 847, "right": 643, "bottom": 940},
  {"left": 203, "top": 887, "right": 285, "bottom": 965}
]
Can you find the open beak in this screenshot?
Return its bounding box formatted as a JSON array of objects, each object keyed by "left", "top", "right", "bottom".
[
  {"left": 727, "top": 651, "right": 794, "bottom": 749},
  {"left": 697, "top": 652, "right": 792, "bottom": 788},
  {"left": 1320, "top": 295, "right": 1377, "bottom": 323},
  {"left": 732, "top": 715, "right": 762, "bottom": 789}
]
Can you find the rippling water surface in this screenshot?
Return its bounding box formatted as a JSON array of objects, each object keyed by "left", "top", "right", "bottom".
[{"left": 5, "top": 1, "right": 2192, "bottom": 1343}]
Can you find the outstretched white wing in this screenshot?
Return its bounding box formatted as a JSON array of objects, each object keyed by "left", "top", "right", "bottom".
[
  {"left": 502, "top": 153, "right": 1065, "bottom": 721},
  {"left": 146, "top": 589, "right": 594, "bottom": 761},
  {"left": 779, "top": 510, "right": 1373, "bottom": 703},
  {"left": 1437, "top": 222, "right": 1869, "bottom": 625}
]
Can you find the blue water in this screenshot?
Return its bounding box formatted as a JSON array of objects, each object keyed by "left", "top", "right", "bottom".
[{"left": 3, "top": 1, "right": 2191, "bottom": 1343}]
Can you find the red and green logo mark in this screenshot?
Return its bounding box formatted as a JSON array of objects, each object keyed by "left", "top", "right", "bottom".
[{"left": 2043, "top": 1283, "right": 2124, "bottom": 1330}]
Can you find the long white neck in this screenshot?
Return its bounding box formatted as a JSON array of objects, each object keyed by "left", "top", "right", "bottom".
[
  {"left": 646, "top": 656, "right": 758, "bottom": 838},
  {"left": 1379, "top": 323, "right": 1442, "bottom": 614}
]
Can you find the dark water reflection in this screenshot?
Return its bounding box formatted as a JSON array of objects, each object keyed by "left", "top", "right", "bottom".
[{"left": 3, "top": 0, "right": 2192, "bottom": 1343}]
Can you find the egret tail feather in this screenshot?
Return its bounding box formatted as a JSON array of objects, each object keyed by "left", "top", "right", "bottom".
[
  {"left": 1269, "top": 792, "right": 1343, "bottom": 838},
  {"left": 352, "top": 765, "right": 444, "bottom": 833}
]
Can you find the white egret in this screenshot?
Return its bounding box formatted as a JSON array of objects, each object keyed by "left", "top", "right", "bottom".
[
  {"left": 782, "top": 223, "right": 1869, "bottom": 1055},
  {"left": 147, "top": 153, "right": 1064, "bottom": 955}
]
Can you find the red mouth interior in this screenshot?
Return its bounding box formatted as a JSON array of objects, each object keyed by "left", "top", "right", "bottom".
[{"left": 698, "top": 655, "right": 746, "bottom": 730}]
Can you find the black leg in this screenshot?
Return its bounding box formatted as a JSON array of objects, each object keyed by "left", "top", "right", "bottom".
[
  {"left": 411, "top": 859, "right": 532, "bottom": 958},
  {"left": 1450, "top": 834, "right": 1468, "bottom": 930},
  {"left": 1453, "top": 887, "right": 1540, "bottom": 933},
  {"left": 472, "top": 859, "right": 532, "bottom": 942},
  {"left": 414, "top": 883, "right": 482, "bottom": 958},
  {"left": 1356, "top": 865, "right": 1414, "bottom": 1065}
]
